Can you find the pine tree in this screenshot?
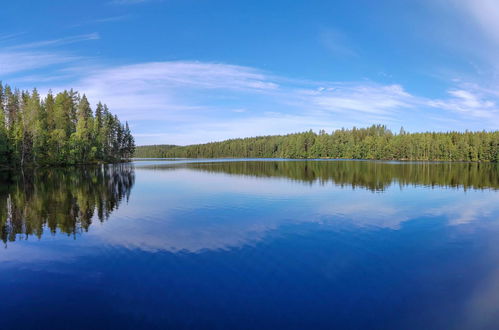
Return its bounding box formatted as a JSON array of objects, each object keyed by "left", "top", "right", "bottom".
[
  {"left": 0, "top": 83, "right": 134, "bottom": 167},
  {"left": 123, "top": 122, "right": 135, "bottom": 158},
  {"left": 0, "top": 83, "right": 9, "bottom": 164},
  {"left": 33, "top": 96, "right": 49, "bottom": 164},
  {"left": 94, "top": 102, "right": 104, "bottom": 159},
  {"left": 72, "top": 94, "right": 94, "bottom": 162}
]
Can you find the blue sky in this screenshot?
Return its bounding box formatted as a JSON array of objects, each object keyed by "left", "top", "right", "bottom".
[{"left": 1, "top": 0, "right": 499, "bottom": 145}]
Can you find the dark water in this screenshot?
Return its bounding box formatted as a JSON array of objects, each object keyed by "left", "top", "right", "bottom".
[{"left": 2, "top": 160, "right": 499, "bottom": 329}]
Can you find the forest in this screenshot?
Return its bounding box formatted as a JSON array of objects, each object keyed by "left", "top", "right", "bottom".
[
  {"left": 0, "top": 82, "right": 135, "bottom": 167},
  {"left": 135, "top": 125, "right": 499, "bottom": 162}
]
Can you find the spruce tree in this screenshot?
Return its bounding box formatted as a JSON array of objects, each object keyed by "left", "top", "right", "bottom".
[{"left": 0, "top": 83, "right": 134, "bottom": 166}]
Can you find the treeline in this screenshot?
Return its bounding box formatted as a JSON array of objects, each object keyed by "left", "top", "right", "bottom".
[
  {"left": 0, "top": 164, "right": 134, "bottom": 244},
  {"left": 135, "top": 144, "right": 177, "bottom": 158},
  {"left": 135, "top": 125, "right": 499, "bottom": 161},
  {"left": 0, "top": 82, "right": 135, "bottom": 166}
]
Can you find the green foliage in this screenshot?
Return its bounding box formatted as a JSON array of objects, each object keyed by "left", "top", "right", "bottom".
[
  {"left": 0, "top": 82, "right": 135, "bottom": 166},
  {"left": 135, "top": 124, "right": 499, "bottom": 162}
]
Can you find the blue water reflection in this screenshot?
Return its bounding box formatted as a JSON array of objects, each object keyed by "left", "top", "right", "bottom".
[{"left": 1, "top": 160, "right": 499, "bottom": 329}]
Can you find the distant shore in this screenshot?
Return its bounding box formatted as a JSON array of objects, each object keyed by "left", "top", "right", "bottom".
[{"left": 135, "top": 125, "right": 499, "bottom": 162}]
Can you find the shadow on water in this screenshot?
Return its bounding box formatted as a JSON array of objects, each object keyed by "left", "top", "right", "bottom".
[
  {"left": 0, "top": 164, "right": 135, "bottom": 245},
  {"left": 142, "top": 160, "right": 499, "bottom": 192}
]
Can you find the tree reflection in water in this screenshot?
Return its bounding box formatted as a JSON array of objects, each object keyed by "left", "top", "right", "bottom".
[
  {"left": 0, "top": 164, "right": 134, "bottom": 244},
  {"left": 165, "top": 160, "right": 499, "bottom": 192}
]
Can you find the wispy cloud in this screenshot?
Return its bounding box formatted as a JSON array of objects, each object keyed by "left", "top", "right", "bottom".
[
  {"left": 62, "top": 61, "right": 279, "bottom": 117},
  {"left": 0, "top": 52, "right": 79, "bottom": 76},
  {"left": 454, "top": 0, "right": 499, "bottom": 44},
  {"left": 5, "top": 33, "right": 100, "bottom": 50},
  {"left": 427, "top": 87, "right": 499, "bottom": 119},
  {"left": 319, "top": 29, "right": 358, "bottom": 57},
  {"left": 94, "top": 15, "right": 131, "bottom": 23},
  {"left": 109, "top": 0, "right": 152, "bottom": 4},
  {"left": 69, "top": 16, "right": 132, "bottom": 28},
  {"left": 0, "top": 32, "right": 26, "bottom": 42},
  {"left": 0, "top": 33, "right": 99, "bottom": 77},
  {"left": 431, "top": 0, "right": 499, "bottom": 71},
  {"left": 305, "top": 84, "right": 414, "bottom": 115}
]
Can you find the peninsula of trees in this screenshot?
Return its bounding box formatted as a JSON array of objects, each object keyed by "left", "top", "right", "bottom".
[
  {"left": 135, "top": 125, "right": 499, "bottom": 162},
  {"left": 0, "top": 83, "right": 135, "bottom": 167}
]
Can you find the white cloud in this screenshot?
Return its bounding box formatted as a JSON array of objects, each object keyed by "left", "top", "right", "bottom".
[
  {"left": 456, "top": 0, "right": 499, "bottom": 44},
  {"left": 5, "top": 33, "right": 100, "bottom": 50},
  {"left": 66, "top": 62, "right": 410, "bottom": 117},
  {"left": 0, "top": 33, "right": 99, "bottom": 76},
  {"left": 0, "top": 51, "right": 78, "bottom": 75},
  {"left": 308, "top": 84, "right": 414, "bottom": 115},
  {"left": 94, "top": 15, "right": 131, "bottom": 23},
  {"left": 75, "top": 61, "right": 277, "bottom": 94},
  {"left": 428, "top": 88, "right": 499, "bottom": 119},
  {"left": 49, "top": 61, "right": 281, "bottom": 129},
  {"left": 434, "top": 0, "right": 499, "bottom": 70}
]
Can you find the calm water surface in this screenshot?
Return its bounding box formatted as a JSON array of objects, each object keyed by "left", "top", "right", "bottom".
[{"left": 2, "top": 160, "right": 499, "bottom": 329}]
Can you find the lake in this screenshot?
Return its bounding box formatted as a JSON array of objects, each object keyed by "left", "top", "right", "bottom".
[{"left": 1, "top": 159, "right": 499, "bottom": 329}]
